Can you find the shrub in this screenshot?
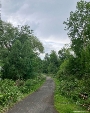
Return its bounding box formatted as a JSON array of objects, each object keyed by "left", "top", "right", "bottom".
[{"left": 0, "top": 79, "right": 22, "bottom": 106}]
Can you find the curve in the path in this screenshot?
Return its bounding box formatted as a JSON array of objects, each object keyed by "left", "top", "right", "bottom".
[{"left": 6, "top": 77, "right": 58, "bottom": 113}]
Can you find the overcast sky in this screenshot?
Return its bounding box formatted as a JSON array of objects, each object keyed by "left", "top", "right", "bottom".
[{"left": 1, "top": 0, "right": 89, "bottom": 58}]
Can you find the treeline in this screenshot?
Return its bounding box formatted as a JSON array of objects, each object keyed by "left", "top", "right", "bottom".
[
  {"left": 0, "top": 0, "right": 90, "bottom": 111},
  {"left": 43, "top": 0, "right": 90, "bottom": 111},
  {"left": 0, "top": 21, "right": 45, "bottom": 112},
  {"left": 0, "top": 21, "right": 44, "bottom": 80}
]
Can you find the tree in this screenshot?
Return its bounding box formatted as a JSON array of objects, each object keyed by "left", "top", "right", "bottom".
[
  {"left": 63, "top": 0, "right": 90, "bottom": 79},
  {"left": 43, "top": 51, "right": 59, "bottom": 74},
  {"left": 64, "top": 0, "right": 90, "bottom": 56},
  {"left": 58, "top": 47, "right": 68, "bottom": 64},
  {"left": 42, "top": 53, "right": 50, "bottom": 73},
  {"left": 48, "top": 50, "right": 59, "bottom": 74},
  {"left": 57, "top": 1, "right": 90, "bottom": 110},
  {"left": 1, "top": 21, "right": 44, "bottom": 80}
]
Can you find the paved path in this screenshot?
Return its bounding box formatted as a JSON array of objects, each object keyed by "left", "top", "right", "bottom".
[{"left": 6, "top": 77, "right": 58, "bottom": 113}]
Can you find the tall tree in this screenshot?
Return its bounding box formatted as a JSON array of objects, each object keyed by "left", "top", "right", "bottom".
[
  {"left": 64, "top": 0, "right": 90, "bottom": 56},
  {"left": 43, "top": 50, "right": 59, "bottom": 74},
  {"left": 48, "top": 50, "right": 59, "bottom": 74},
  {"left": 1, "top": 21, "right": 44, "bottom": 80},
  {"left": 42, "top": 53, "right": 50, "bottom": 73}
]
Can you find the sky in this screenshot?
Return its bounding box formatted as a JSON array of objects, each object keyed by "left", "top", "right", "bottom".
[{"left": 1, "top": 0, "right": 89, "bottom": 58}]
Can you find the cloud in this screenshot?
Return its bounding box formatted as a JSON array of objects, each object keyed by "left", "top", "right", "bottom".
[
  {"left": 40, "top": 35, "right": 70, "bottom": 53},
  {"left": 2, "top": 0, "right": 90, "bottom": 59}
]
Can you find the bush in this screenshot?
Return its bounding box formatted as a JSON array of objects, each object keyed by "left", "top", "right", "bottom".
[
  {"left": 57, "top": 75, "right": 90, "bottom": 111},
  {"left": 0, "top": 75, "right": 45, "bottom": 113},
  {"left": 0, "top": 79, "right": 22, "bottom": 106}
]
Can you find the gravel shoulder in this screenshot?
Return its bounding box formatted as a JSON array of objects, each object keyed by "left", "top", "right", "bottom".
[{"left": 6, "top": 77, "right": 58, "bottom": 113}]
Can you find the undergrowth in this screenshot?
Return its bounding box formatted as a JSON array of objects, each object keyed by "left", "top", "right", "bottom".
[
  {"left": 54, "top": 78, "right": 90, "bottom": 113},
  {"left": 0, "top": 75, "right": 45, "bottom": 113}
]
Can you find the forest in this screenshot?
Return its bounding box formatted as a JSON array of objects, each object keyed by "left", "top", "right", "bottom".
[{"left": 0, "top": 0, "right": 90, "bottom": 112}]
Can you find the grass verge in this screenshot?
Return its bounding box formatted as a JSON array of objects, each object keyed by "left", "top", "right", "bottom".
[{"left": 54, "top": 78, "right": 90, "bottom": 113}]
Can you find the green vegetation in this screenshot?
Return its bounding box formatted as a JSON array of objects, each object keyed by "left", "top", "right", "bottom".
[
  {"left": 43, "top": 0, "right": 90, "bottom": 112},
  {"left": 0, "top": 75, "right": 45, "bottom": 113},
  {"left": 54, "top": 78, "right": 89, "bottom": 113},
  {"left": 0, "top": 0, "right": 90, "bottom": 112},
  {"left": 0, "top": 20, "right": 45, "bottom": 112},
  {"left": 0, "top": 21, "right": 44, "bottom": 80},
  {"left": 42, "top": 50, "right": 59, "bottom": 74}
]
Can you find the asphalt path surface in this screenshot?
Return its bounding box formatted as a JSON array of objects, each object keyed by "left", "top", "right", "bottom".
[{"left": 6, "top": 77, "right": 58, "bottom": 113}]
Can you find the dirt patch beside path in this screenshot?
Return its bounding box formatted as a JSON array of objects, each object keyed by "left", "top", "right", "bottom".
[{"left": 6, "top": 77, "right": 58, "bottom": 113}]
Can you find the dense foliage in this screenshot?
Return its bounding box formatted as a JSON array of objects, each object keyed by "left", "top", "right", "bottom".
[
  {"left": 54, "top": 78, "right": 85, "bottom": 113},
  {"left": 0, "top": 0, "right": 90, "bottom": 112},
  {"left": 0, "top": 20, "right": 45, "bottom": 112},
  {"left": 42, "top": 0, "right": 90, "bottom": 111},
  {"left": 0, "top": 75, "right": 45, "bottom": 113},
  {"left": 42, "top": 50, "right": 59, "bottom": 74},
  {"left": 0, "top": 21, "right": 44, "bottom": 80},
  {"left": 57, "top": 0, "right": 90, "bottom": 111}
]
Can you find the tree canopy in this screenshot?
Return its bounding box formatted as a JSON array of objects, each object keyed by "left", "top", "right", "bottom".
[
  {"left": 64, "top": 0, "right": 90, "bottom": 56},
  {"left": 0, "top": 21, "right": 44, "bottom": 80}
]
